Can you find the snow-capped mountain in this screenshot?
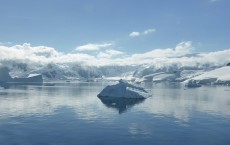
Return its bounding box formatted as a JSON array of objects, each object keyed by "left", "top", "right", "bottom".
[
  {"left": 0, "top": 61, "right": 137, "bottom": 81},
  {"left": 1, "top": 59, "right": 229, "bottom": 85},
  {"left": 0, "top": 42, "right": 230, "bottom": 83}
]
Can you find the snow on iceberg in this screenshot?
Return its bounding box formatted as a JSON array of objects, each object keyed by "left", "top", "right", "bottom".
[{"left": 97, "top": 79, "right": 151, "bottom": 99}]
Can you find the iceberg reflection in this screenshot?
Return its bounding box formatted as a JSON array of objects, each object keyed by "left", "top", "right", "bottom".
[{"left": 98, "top": 96, "right": 145, "bottom": 114}]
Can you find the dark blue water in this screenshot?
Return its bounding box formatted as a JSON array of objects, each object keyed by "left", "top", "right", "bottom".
[{"left": 0, "top": 82, "right": 230, "bottom": 145}]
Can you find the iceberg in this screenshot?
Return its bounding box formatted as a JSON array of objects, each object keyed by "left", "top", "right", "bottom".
[
  {"left": 97, "top": 79, "right": 151, "bottom": 99},
  {"left": 184, "top": 79, "right": 201, "bottom": 88},
  {"left": 0, "top": 67, "right": 12, "bottom": 82},
  {"left": 0, "top": 67, "right": 43, "bottom": 85}
]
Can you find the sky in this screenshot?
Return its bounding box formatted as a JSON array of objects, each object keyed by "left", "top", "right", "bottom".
[{"left": 0, "top": 0, "right": 230, "bottom": 55}]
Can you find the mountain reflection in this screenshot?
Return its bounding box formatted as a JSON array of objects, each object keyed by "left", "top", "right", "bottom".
[
  {"left": 98, "top": 96, "right": 145, "bottom": 114},
  {"left": 0, "top": 83, "right": 230, "bottom": 123}
]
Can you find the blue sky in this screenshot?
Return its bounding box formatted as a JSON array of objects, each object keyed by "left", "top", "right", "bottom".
[{"left": 0, "top": 0, "right": 230, "bottom": 54}]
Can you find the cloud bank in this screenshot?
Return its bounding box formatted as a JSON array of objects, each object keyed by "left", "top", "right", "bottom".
[{"left": 0, "top": 41, "right": 230, "bottom": 68}]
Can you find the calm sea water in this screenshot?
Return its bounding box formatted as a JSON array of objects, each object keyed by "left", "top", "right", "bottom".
[{"left": 0, "top": 82, "right": 230, "bottom": 145}]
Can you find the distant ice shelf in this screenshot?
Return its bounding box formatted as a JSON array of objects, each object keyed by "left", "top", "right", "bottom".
[{"left": 183, "top": 66, "right": 230, "bottom": 86}]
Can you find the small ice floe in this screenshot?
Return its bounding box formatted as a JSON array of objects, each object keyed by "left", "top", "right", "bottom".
[
  {"left": 97, "top": 79, "right": 151, "bottom": 99},
  {"left": 43, "top": 82, "right": 55, "bottom": 86},
  {"left": 184, "top": 79, "right": 201, "bottom": 88}
]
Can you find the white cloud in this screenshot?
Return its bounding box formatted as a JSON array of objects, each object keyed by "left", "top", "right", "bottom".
[
  {"left": 0, "top": 43, "right": 61, "bottom": 63},
  {"left": 75, "top": 43, "right": 113, "bottom": 51},
  {"left": 54, "top": 53, "right": 96, "bottom": 64},
  {"left": 97, "top": 49, "right": 124, "bottom": 58},
  {"left": 97, "top": 52, "right": 111, "bottom": 58},
  {"left": 143, "top": 29, "right": 156, "bottom": 35},
  {"left": 129, "top": 41, "right": 192, "bottom": 60},
  {"left": 129, "top": 32, "right": 140, "bottom": 37},
  {"left": 129, "top": 28, "right": 156, "bottom": 37},
  {"left": 105, "top": 49, "right": 124, "bottom": 56},
  {"left": 175, "top": 41, "right": 193, "bottom": 55}
]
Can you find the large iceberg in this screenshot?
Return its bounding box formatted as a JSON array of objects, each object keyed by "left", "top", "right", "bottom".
[
  {"left": 0, "top": 67, "right": 43, "bottom": 85},
  {"left": 97, "top": 80, "right": 151, "bottom": 99}
]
